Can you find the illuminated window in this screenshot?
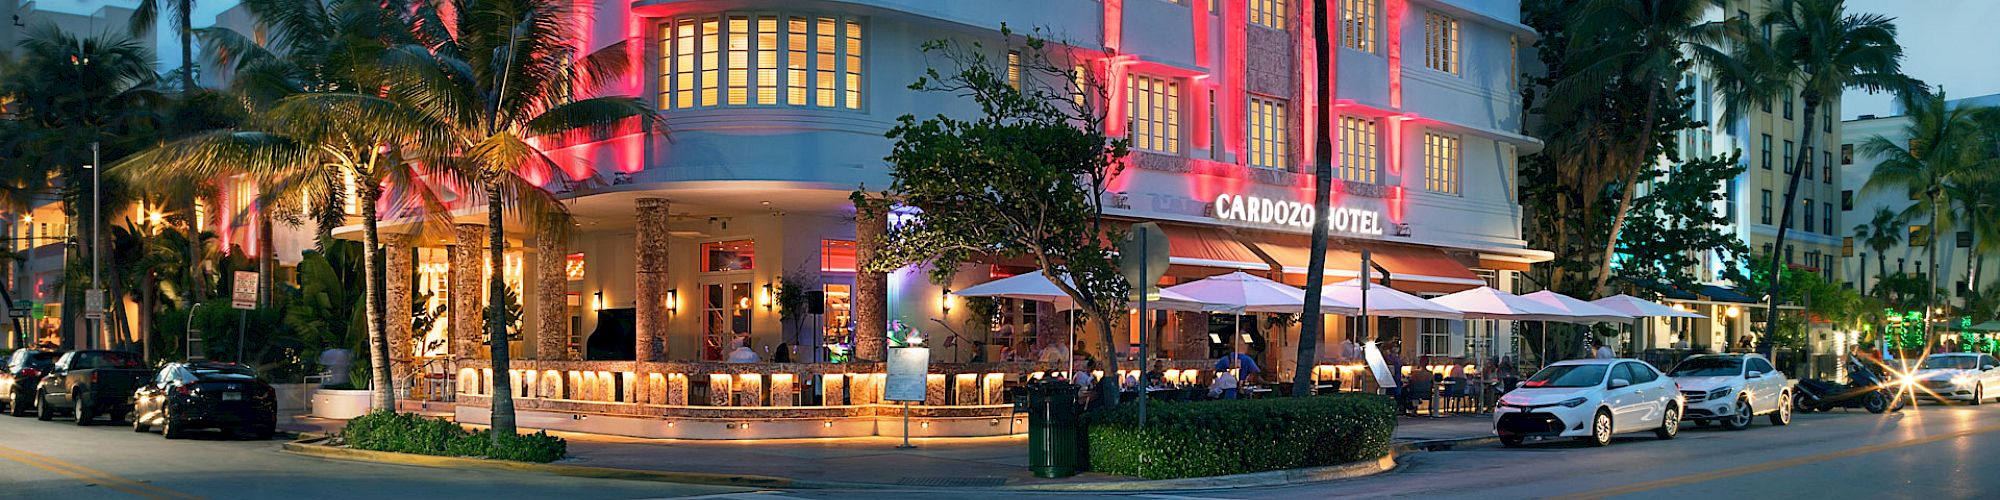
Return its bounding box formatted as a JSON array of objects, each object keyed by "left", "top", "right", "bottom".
[
  {"left": 659, "top": 12, "right": 862, "bottom": 110},
  {"left": 1424, "top": 132, "right": 1461, "bottom": 195},
  {"left": 1006, "top": 51, "right": 1021, "bottom": 90},
  {"left": 1072, "top": 64, "right": 1088, "bottom": 107},
  {"left": 701, "top": 240, "right": 756, "bottom": 272},
  {"left": 1126, "top": 73, "right": 1180, "bottom": 154},
  {"left": 820, "top": 239, "right": 857, "bottom": 273},
  {"left": 1341, "top": 0, "right": 1377, "bottom": 53},
  {"left": 1338, "top": 116, "right": 1378, "bottom": 183},
  {"left": 1250, "top": 0, "right": 1286, "bottom": 30},
  {"left": 1247, "top": 96, "right": 1289, "bottom": 170},
  {"left": 565, "top": 253, "right": 586, "bottom": 281},
  {"left": 1424, "top": 11, "right": 1459, "bottom": 74}
]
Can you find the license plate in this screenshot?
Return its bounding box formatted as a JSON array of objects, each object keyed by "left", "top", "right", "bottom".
[{"left": 221, "top": 392, "right": 242, "bottom": 401}]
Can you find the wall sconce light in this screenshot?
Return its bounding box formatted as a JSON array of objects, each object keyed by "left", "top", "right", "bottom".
[
  {"left": 666, "top": 289, "right": 678, "bottom": 313},
  {"left": 592, "top": 291, "right": 604, "bottom": 311},
  {"left": 762, "top": 283, "right": 774, "bottom": 310},
  {"left": 1725, "top": 306, "right": 1741, "bottom": 318},
  {"left": 941, "top": 288, "right": 954, "bottom": 316}
]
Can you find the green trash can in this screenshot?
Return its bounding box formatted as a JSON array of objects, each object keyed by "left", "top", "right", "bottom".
[{"left": 1027, "top": 381, "right": 1080, "bottom": 478}]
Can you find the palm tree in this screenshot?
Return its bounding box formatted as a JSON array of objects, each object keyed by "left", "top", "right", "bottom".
[
  {"left": 394, "top": 0, "right": 658, "bottom": 439},
  {"left": 1945, "top": 176, "right": 2000, "bottom": 300},
  {"left": 1852, "top": 207, "right": 1902, "bottom": 295},
  {"left": 117, "top": 0, "right": 455, "bottom": 411},
  {"left": 1551, "top": 0, "right": 1744, "bottom": 296},
  {"left": 1862, "top": 91, "right": 1988, "bottom": 347},
  {"left": 1742, "top": 0, "right": 1920, "bottom": 355},
  {"left": 130, "top": 0, "right": 200, "bottom": 91}
]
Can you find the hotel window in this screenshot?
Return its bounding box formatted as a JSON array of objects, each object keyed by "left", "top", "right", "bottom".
[
  {"left": 1338, "top": 115, "right": 1379, "bottom": 183},
  {"left": 1341, "top": 0, "right": 1377, "bottom": 53},
  {"left": 1761, "top": 98, "right": 1771, "bottom": 114},
  {"left": 1760, "top": 189, "right": 1772, "bottom": 225},
  {"left": 1072, "top": 64, "right": 1088, "bottom": 107},
  {"left": 1843, "top": 237, "right": 1855, "bottom": 256},
  {"left": 1248, "top": 96, "right": 1289, "bottom": 170},
  {"left": 1823, "top": 152, "right": 1832, "bottom": 183},
  {"left": 1250, "top": 0, "right": 1286, "bottom": 30},
  {"left": 660, "top": 13, "right": 862, "bottom": 110},
  {"left": 1783, "top": 140, "right": 1794, "bottom": 173},
  {"left": 701, "top": 240, "right": 756, "bottom": 272},
  {"left": 1424, "top": 11, "right": 1459, "bottom": 74},
  {"left": 1418, "top": 318, "right": 1451, "bottom": 358},
  {"left": 1823, "top": 202, "right": 1833, "bottom": 237},
  {"left": 1803, "top": 147, "right": 1814, "bottom": 179},
  {"left": 1126, "top": 74, "right": 1181, "bottom": 154},
  {"left": 1006, "top": 51, "right": 1021, "bottom": 90},
  {"left": 1825, "top": 112, "right": 1832, "bottom": 133},
  {"left": 1760, "top": 134, "right": 1772, "bottom": 169},
  {"left": 1783, "top": 92, "right": 1794, "bottom": 120},
  {"left": 1842, "top": 190, "right": 1853, "bottom": 210},
  {"left": 1424, "top": 132, "right": 1461, "bottom": 195},
  {"left": 1841, "top": 144, "right": 1853, "bottom": 164},
  {"left": 820, "top": 239, "right": 857, "bottom": 273}
]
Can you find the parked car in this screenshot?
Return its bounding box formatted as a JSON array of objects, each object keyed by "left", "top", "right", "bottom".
[
  {"left": 1904, "top": 353, "right": 2000, "bottom": 404},
  {"left": 35, "top": 350, "right": 150, "bottom": 425},
  {"left": 0, "top": 349, "right": 59, "bottom": 416},
  {"left": 1494, "top": 358, "right": 1683, "bottom": 447},
  {"left": 132, "top": 361, "right": 277, "bottom": 439},
  {"left": 1668, "top": 353, "right": 1792, "bottom": 430}
]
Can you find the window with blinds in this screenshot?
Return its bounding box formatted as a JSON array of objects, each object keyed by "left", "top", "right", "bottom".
[
  {"left": 1424, "top": 11, "right": 1459, "bottom": 74},
  {"left": 1341, "top": 0, "right": 1378, "bottom": 53},
  {"left": 1248, "top": 96, "right": 1289, "bottom": 170},
  {"left": 1424, "top": 132, "right": 1461, "bottom": 195},
  {"left": 659, "top": 13, "right": 862, "bottom": 110},
  {"left": 1338, "top": 116, "right": 1378, "bottom": 183},
  {"left": 1127, "top": 74, "right": 1181, "bottom": 154}
]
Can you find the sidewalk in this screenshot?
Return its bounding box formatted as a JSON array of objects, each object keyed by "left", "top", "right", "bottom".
[{"left": 278, "top": 411, "right": 1494, "bottom": 488}]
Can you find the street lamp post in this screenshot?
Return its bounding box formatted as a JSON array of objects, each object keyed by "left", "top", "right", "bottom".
[{"left": 89, "top": 142, "right": 101, "bottom": 350}]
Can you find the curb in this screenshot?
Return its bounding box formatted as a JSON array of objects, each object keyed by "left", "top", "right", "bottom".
[
  {"left": 1001, "top": 454, "right": 1397, "bottom": 492},
  {"left": 1392, "top": 435, "right": 1498, "bottom": 454},
  {"left": 280, "top": 438, "right": 833, "bottom": 489}
]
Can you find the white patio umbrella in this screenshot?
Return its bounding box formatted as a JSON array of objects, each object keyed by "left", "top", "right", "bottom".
[
  {"left": 1522, "top": 291, "right": 1637, "bottom": 324},
  {"left": 1165, "top": 271, "right": 1359, "bottom": 314},
  {"left": 953, "top": 270, "right": 1224, "bottom": 374},
  {"left": 1320, "top": 279, "right": 1463, "bottom": 319},
  {"left": 1431, "top": 287, "right": 1577, "bottom": 372},
  {"left": 1590, "top": 294, "right": 1705, "bottom": 319}
]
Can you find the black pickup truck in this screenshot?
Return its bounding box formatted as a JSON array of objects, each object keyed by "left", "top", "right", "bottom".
[{"left": 36, "top": 350, "right": 150, "bottom": 425}]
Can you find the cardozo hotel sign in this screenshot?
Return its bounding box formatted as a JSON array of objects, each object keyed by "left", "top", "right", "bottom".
[{"left": 1211, "top": 193, "right": 1385, "bottom": 236}]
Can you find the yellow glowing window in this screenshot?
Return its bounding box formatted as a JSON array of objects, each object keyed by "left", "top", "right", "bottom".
[
  {"left": 1342, "top": 0, "right": 1377, "bottom": 53},
  {"left": 1425, "top": 11, "right": 1460, "bottom": 74},
  {"left": 657, "top": 12, "right": 861, "bottom": 110},
  {"left": 1424, "top": 132, "right": 1461, "bottom": 195},
  {"left": 1248, "top": 96, "right": 1289, "bottom": 170},
  {"left": 1250, "top": 0, "right": 1286, "bottom": 30},
  {"left": 1126, "top": 74, "right": 1180, "bottom": 154},
  {"left": 1339, "top": 116, "right": 1378, "bottom": 183}
]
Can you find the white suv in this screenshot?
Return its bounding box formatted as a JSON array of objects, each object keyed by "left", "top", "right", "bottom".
[
  {"left": 1669, "top": 354, "right": 1791, "bottom": 430},
  {"left": 1495, "top": 359, "right": 1683, "bottom": 447}
]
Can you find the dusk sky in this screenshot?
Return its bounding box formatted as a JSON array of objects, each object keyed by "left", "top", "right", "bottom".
[{"left": 31, "top": 0, "right": 2000, "bottom": 119}]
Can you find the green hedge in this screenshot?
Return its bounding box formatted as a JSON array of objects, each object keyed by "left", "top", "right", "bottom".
[
  {"left": 1086, "top": 393, "right": 1397, "bottom": 479},
  {"left": 341, "top": 412, "right": 567, "bottom": 463}
]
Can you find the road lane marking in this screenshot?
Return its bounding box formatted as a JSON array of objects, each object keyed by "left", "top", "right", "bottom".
[
  {"left": 1551, "top": 422, "right": 2000, "bottom": 500},
  {"left": 0, "top": 443, "right": 204, "bottom": 500}
]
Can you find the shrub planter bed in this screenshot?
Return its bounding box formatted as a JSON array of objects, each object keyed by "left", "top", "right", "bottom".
[
  {"left": 1086, "top": 393, "right": 1397, "bottom": 480},
  {"left": 338, "top": 411, "right": 567, "bottom": 463}
]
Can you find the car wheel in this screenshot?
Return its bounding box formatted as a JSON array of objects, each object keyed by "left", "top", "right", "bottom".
[
  {"left": 1500, "top": 435, "right": 1525, "bottom": 448},
  {"left": 35, "top": 392, "right": 52, "bottom": 421},
  {"left": 1721, "top": 398, "right": 1753, "bottom": 430},
  {"left": 72, "top": 398, "right": 92, "bottom": 426},
  {"left": 132, "top": 412, "right": 150, "bottom": 433},
  {"left": 161, "top": 413, "right": 184, "bottom": 440},
  {"left": 7, "top": 392, "right": 26, "bottom": 417},
  {"left": 1655, "top": 406, "right": 1680, "bottom": 440},
  {"left": 1586, "top": 410, "right": 1614, "bottom": 447},
  {"left": 1770, "top": 393, "right": 1792, "bottom": 426},
  {"left": 1975, "top": 385, "right": 1984, "bottom": 406}
]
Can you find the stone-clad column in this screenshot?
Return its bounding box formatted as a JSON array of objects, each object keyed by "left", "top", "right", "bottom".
[
  {"left": 535, "top": 217, "right": 571, "bottom": 360},
  {"left": 450, "top": 224, "right": 486, "bottom": 361},
  {"left": 384, "top": 234, "right": 416, "bottom": 384},
  {"left": 635, "top": 198, "right": 670, "bottom": 362},
  {"left": 853, "top": 198, "right": 889, "bottom": 362}
]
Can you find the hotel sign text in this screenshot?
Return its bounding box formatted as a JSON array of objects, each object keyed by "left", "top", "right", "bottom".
[{"left": 1211, "top": 194, "right": 1384, "bottom": 236}]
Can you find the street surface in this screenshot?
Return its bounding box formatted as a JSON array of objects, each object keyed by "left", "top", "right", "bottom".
[{"left": 3, "top": 403, "right": 1998, "bottom": 499}]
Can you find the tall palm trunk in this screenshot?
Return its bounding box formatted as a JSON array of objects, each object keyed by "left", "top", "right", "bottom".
[
  {"left": 257, "top": 211, "right": 274, "bottom": 306},
  {"left": 178, "top": 6, "right": 194, "bottom": 91},
  {"left": 140, "top": 272, "right": 156, "bottom": 362},
  {"left": 1761, "top": 92, "right": 1820, "bottom": 356},
  {"left": 1593, "top": 86, "right": 1663, "bottom": 296},
  {"left": 360, "top": 183, "right": 393, "bottom": 411},
  {"left": 486, "top": 185, "right": 517, "bottom": 439},
  {"left": 1293, "top": 0, "right": 1334, "bottom": 396},
  {"left": 1926, "top": 195, "right": 1941, "bottom": 344}
]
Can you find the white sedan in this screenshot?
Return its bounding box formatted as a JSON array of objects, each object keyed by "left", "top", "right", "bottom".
[
  {"left": 1906, "top": 353, "right": 2000, "bottom": 404},
  {"left": 1494, "top": 359, "right": 1684, "bottom": 447},
  {"left": 1668, "top": 353, "right": 1792, "bottom": 430}
]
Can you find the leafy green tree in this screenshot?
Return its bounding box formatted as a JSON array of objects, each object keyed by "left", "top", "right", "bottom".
[
  {"left": 1861, "top": 91, "right": 1989, "bottom": 346},
  {"left": 862, "top": 32, "right": 1130, "bottom": 408},
  {"left": 394, "top": 0, "right": 659, "bottom": 439},
  {"left": 1737, "top": 0, "right": 1922, "bottom": 355},
  {"left": 1615, "top": 151, "right": 1748, "bottom": 294},
  {"left": 1851, "top": 207, "right": 1903, "bottom": 295}
]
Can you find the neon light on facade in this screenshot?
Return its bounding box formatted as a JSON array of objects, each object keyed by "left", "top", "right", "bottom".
[{"left": 1213, "top": 193, "right": 1383, "bottom": 235}]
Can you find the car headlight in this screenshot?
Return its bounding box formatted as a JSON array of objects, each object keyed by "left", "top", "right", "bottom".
[
  {"left": 1559, "top": 397, "right": 1588, "bottom": 408},
  {"left": 1952, "top": 376, "right": 1972, "bottom": 386},
  {"left": 1709, "top": 387, "right": 1734, "bottom": 400}
]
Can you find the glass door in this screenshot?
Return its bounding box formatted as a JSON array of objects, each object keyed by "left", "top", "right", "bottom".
[{"left": 703, "top": 281, "right": 753, "bottom": 360}]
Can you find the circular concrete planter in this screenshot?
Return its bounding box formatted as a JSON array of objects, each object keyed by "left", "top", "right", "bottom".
[{"left": 310, "top": 389, "right": 376, "bottom": 419}]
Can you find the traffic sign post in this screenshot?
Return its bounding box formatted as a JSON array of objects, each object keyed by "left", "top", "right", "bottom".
[
  {"left": 232, "top": 271, "right": 259, "bottom": 362},
  {"left": 1119, "top": 222, "right": 1169, "bottom": 431}
]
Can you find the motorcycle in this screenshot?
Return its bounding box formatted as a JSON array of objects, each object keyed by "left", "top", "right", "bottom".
[{"left": 1793, "top": 357, "right": 1906, "bottom": 414}]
